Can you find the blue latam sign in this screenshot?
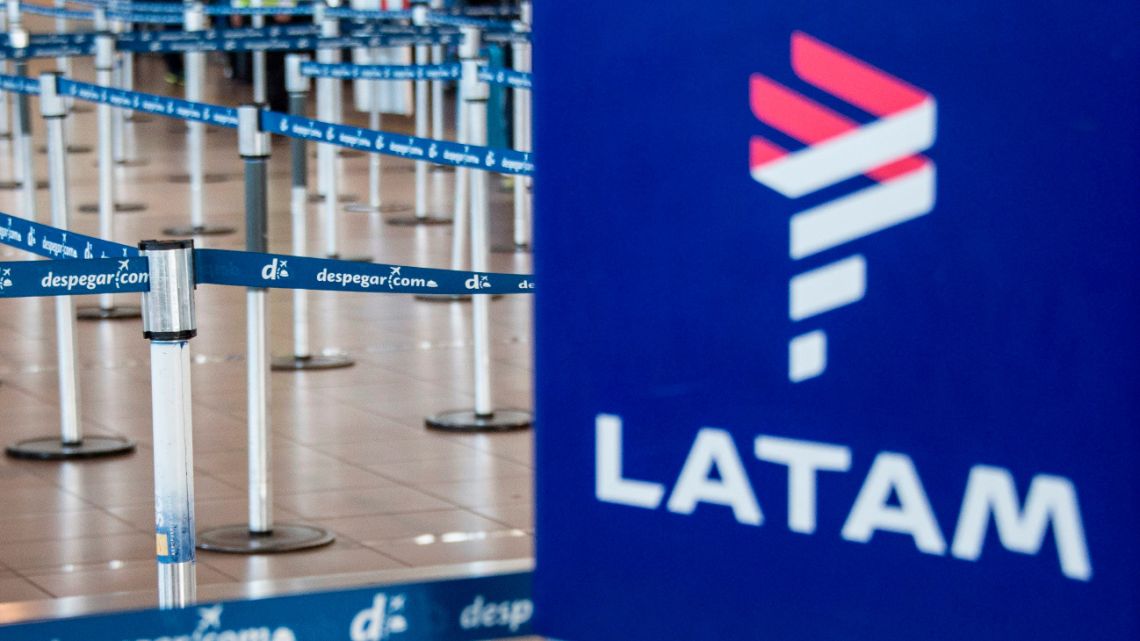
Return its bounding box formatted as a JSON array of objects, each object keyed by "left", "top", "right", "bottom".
[{"left": 532, "top": 1, "right": 1139, "bottom": 640}]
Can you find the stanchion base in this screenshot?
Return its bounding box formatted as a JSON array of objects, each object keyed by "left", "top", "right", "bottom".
[
  {"left": 337, "top": 149, "right": 365, "bottom": 159},
  {"left": 271, "top": 352, "right": 355, "bottom": 371},
  {"left": 414, "top": 294, "right": 503, "bottom": 303},
  {"left": 386, "top": 215, "right": 452, "bottom": 226},
  {"left": 492, "top": 243, "right": 532, "bottom": 254},
  {"left": 70, "top": 104, "right": 94, "bottom": 114},
  {"left": 0, "top": 180, "right": 49, "bottom": 191},
  {"left": 344, "top": 202, "right": 414, "bottom": 214},
  {"left": 6, "top": 436, "right": 136, "bottom": 460},
  {"left": 307, "top": 192, "right": 359, "bottom": 204},
  {"left": 76, "top": 304, "right": 142, "bottom": 321},
  {"left": 0, "top": 132, "right": 11, "bottom": 140},
  {"left": 116, "top": 159, "right": 150, "bottom": 168},
  {"left": 426, "top": 409, "right": 532, "bottom": 433},
  {"left": 430, "top": 164, "right": 455, "bottom": 173},
  {"left": 35, "top": 144, "right": 93, "bottom": 155},
  {"left": 197, "top": 524, "right": 336, "bottom": 554},
  {"left": 162, "top": 224, "right": 236, "bottom": 237},
  {"left": 327, "top": 254, "right": 373, "bottom": 264},
  {"left": 167, "top": 173, "right": 235, "bottom": 184},
  {"left": 78, "top": 202, "right": 147, "bottom": 214},
  {"left": 124, "top": 114, "right": 152, "bottom": 123}
]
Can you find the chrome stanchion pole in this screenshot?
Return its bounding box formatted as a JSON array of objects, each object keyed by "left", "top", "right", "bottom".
[
  {"left": 164, "top": 1, "right": 234, "bottom": 236},
  {"left": 388, "top": 0, "right": 448, "bottom": 225},
  {"left": 77, "top": 33, "right": 142, "bottom": 320},
  {"left": 427, "top": 0, "right": 448, "bottom": 173},
  {"left": 0, "top": 9, "right": 9, "bottom": 141},
  {"left": 78, "top": 23, "right": 144, "bottom": 216},
  {"left": 9, "top": 18, "right": 38, "bottom": 219},
  {"left": 272, "top": 57, "right": 353, "bottom": 371},
  {"left": 344, "top": 47, "right": 411, "bottom": 215},
  {"left": 139, "top": 238, "right": 198, "bottom": 609},
  {"left": 499, "top": 5, "right": 531, "bottom": 253},
  {"left": 112, "top": 17, "right": 146, "bottom": 165},
  {"left": 6, "top": 74, "right": 135, "bottom": 459},
  {"left": 427, "top": 28, "right": 531, "bottom": 432},
  {"left": 251, "top": 0, "right": 266, "bottom": 104},
  {"left": 198, "top": 106, "right": 335, "bottom": 553}
]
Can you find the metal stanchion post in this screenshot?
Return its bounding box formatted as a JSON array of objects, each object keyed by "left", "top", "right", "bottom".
[
  {"left": 198, "top": 105, "right": 335, "bottom": 552},
  {"left": 0, "top": 9, "right": 8, "bottom": 140},
  {"left": 251, "top": 0, "right": 266, "bottom": 104},
  {"left": 139, "top": 238, "right": 198, "bottom": 609},
  {"left": 308, "top": 1, "right": 357, "bottom": 203},
  {"left": 344, "top": 47, "right": 412, "bottom": 215},
  {"left": 388, "top": 0, "right": 449, "bottom": 225},
  {"left": 77, "top": 34, "right": 142, "bottom": 320},
  {"left": 164, "top": 2, "right": 234, "bottom": 236},
  {"left": 272, "top": 57, "right": 354, "bottom": 371},
  {"left": 427, "top": 29, "right": 531, "bottom": 432},
  {"left": 496, "top": 6, "right": 532, "bottom": 253},
  {"left": 112, "top": 18, "right": 146, "bottom": 165},
  {"left": 427, "top": 0, "right": 449, "bottom": 173},
  {"left": 10, "top": 24, "right": 39, "bottom": 217},
  {"left": 6, "top": 74, "right": 136, "bottom": 459}
]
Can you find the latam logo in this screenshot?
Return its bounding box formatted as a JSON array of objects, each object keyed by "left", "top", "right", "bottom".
[{"left": 750, "top": 32, "right": 937, "bottom": 382}]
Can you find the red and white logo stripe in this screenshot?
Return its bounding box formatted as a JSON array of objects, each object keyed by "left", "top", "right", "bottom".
[{"left": 751, "top": 32, "right": 937, "bottom": 382}]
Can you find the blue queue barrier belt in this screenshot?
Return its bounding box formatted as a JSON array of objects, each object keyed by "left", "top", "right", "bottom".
[
  {"left": 106, "top": 10, "right": 184, "bottom": 24},
  {"left": 0, "top": 213, "right": 536, "bottom": 296},
  {"left": 116, "top": 23, "right": 324, "bottom": 43},
  {"left": 0, "top": 72, "right": 42, "bottom": 95},
  {"left": 326, "top": 6, "right": 412, "bottom": 20},
  {"left": 479, "top": 65, "right": 532, "bottom": 89},
  {"left": 196, "top": 248, "right": 535, "bottom": 295},
  {"left": 203, "top": 5, "right": 316, "bottom": 17},
  {"left": 115, "top": 29, "right": 458, "bottom": 53},
  {"left": 484, "top": 30, "right": 531, "bottom": 44},
  {"left": 0, "top": 571, "right": 534, "bottom": 641},
  {"left": 0, "top": 213, "right": 139, "bottom": 260},
  {"left": 0, "top": 41, "right": 96, "bottom": 59},
  {"left": 301, "top": 60, "right": 461, "bottom": 81},
  {"left": 0, "top": 256, "right": 149, "bottom": 298},
  {"left": 260, "top": 108, "right": 535, "bottom": 176},
  {"left": 427, "top": 13, "right": 509, "bottom": 30},
  {"left": 56, "top": 77, "right": 240, "bottom": 128}
]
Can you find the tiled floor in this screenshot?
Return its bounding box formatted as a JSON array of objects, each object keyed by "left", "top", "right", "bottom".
[{"left": 0, "top": 16, "right": 535, "bottom": 622}]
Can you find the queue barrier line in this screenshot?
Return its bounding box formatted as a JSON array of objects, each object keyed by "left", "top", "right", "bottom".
[
  {"left": 0, "top": 211, "right": 139, "bottom": 259},
  {"left": 0, "top": 41, "right": 96, "bottom": 59},
  {"left": 56, "top": 77, "right": 240, "bottom": 128},
  {"left": 0, "top": 212, "right": 536, "bottom": 297},
  {"left": 260, "top": 108, "right": 535, "bottom": 176},
  {"left": 0, "top": 570, "right": 534, "bottom": 640},
  {"left": 114, "top": 29, "right": 459, "bottom": 53},
  {"left": 479, "top": 65, "right": 532, "bottom": 89},
  {"left": 0, "top": 256, "right": 149, "bottom": 298},
  {"left": 300, "top": 59, "right": 461, "bottom": 81},
  {"left": 0, "top": 72, "right": 42, "bottom": 95},
  {"left": 18, "top": 4, "right": 94, "bottom": 20}
]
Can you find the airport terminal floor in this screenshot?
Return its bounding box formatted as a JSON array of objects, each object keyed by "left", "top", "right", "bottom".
[{"left": 0, "top": 26, "right": 536, "bottom": 625}]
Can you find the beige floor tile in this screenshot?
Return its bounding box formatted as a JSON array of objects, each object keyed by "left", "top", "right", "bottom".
[
  {"left": 274, "top": 486, "right": 454, "bottom": 520},
  {"left": 417, "top": 477, "right": 533, "bottom": 511},
  {"left": 321, "top": 509, "right": 508, "bottom": 545},
  {"left": 199, "top": 544, "right": 406, "bottom": 582},
  {"left": 0, "top": 532, "right": 155, "bottom": 572},
  {"left": 0, "top": 510, "right": 135, "bottom": 543},
  {"left": 367, "top": 532, "right": 533, "bottom": 567},
  {"left": 0, "top": 577, "right": 53, "bottom": 602},
  {"left": 25, "top": 560, "right": 236, "bottom": 599}
]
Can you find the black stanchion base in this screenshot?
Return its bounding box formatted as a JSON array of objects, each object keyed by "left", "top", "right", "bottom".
[
  {"left": 6, "top": 436, "right": 136, "bottom": 460},
  {"left": 197, "top": 524, "right": 336, "bottom": 554},
  {"left": 0, "top": 131, "right": 10, "bottom": 140},
  {"left": 124, "top": 114, "right": 153, "bottom": 123},
  {"left": 326, "top": 254, "right": 373, "bottom": 264},
  {"left": 76, "top": 304, "right": 142, "bottom": 321},
  {"left": 307, "top": 192, "right": 359, "bottom": 204},
  {"left": 116, "top": 159, "right": 150, "bottom": 168},
  {"left": 338, "top": 149, "right": 365, "bottom": 159},
  {"left": 167, "top": 173, "right": 236, "bottom": 184},
  {"left": 492, "top": 243, "right": 532, "bottom": 254},
  {"left": 37, "top": 144, "right": 93, "bottom": 155},
  {"left": 271, "top": 352, "right": 355, "bottom": 371},
  {"left": 0, "top": 180, "right": 49, "bottom": 191},
  {"left": 426, "top": 409, "right": 533, "bottom": 433},
  {"left": 386, "top": 215, "right": 452, "bottom": 226},
  {"left": 163, "top": 224, "right": 237, "bottom": 237},
  {"left": 414, "top": 294, "right": 504, "bottom": 303},
  {"left": 77, "top": 202, "right": 147, "bottom": 214},
  {"left": 70, "top": 104, "right": 94, "bottom": 114},
  {"left": 430, "top": 164, "right": 455, "bottom": 173},
  {"left": 344, "top": 202, "right": 413, "bottom": 214}
]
